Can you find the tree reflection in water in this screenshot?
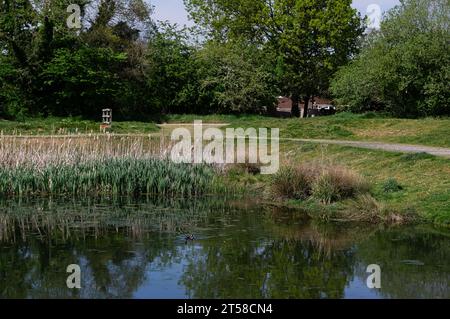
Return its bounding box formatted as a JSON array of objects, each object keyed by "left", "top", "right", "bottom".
[{"left": 0, "top": 197, "right": 449, "bottom": 299}]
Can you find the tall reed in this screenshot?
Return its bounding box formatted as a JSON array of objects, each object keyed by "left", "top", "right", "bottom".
[{"left": 0, "top": 135, "right": 218, "bottom": 197}]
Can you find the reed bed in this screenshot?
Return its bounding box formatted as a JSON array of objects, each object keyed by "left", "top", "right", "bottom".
[{"left": 0, "top": 135, "right": 219, "bottom": 197}]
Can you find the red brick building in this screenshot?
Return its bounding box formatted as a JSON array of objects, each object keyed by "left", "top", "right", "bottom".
[{"left": 277, "top": 96, "right": 334, "bottom": 117}]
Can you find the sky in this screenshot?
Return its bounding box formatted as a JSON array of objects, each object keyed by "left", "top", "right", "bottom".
[{"left": 150, "top": 0, "right": 401, "bottom": 27}]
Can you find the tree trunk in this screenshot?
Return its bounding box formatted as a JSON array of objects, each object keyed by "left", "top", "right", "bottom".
[
  {"left": 291, "top": 94, "right": 300, "bottom": 118},
  {"left": 302, "top": 96, "right": 310, "bottom": 118}
]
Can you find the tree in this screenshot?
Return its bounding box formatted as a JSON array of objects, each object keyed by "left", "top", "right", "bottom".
[
  {"left": 185, "top": 0, "right": 364, "bottom": 117},
  {"left": 330, "top": 0, "right": 450, "bottom": 117},
  {"left": 196, "top": 40, "right": 277, "bottom": 114},
  {"left": 0, "top": 0, "right": 156, "bottom": 119}
]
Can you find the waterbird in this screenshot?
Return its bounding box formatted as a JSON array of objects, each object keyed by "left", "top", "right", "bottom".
[{"left": 185, "top": 234, "right": 195, "bottom": 244}]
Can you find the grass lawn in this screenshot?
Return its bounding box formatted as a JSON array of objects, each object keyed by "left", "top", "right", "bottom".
[
  {"left": 0, "top": 117, "right": 159, "bottom": 135},
  {"left": 1, "top": 113, "right": 450, "bottom": 147},
  {"left": 165, "top": 113, "right": 450, "bottom": 148}
]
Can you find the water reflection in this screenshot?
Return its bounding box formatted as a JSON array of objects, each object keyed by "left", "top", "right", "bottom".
[{"left": 0, "top": 197, "right": 448, "bottom": 299}]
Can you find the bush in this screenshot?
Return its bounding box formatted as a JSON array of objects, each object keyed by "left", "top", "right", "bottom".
[
  {"left": 311, "top": 166, "right": 370, "bottom": 204},
  {"left": 271, "top": 163, "right": 370, "bottom": 203},
  {"left": 270, "top": 165, "right": 316, "bottom": 200},
  {"left": 331, "top": 0, "right": 450, "bottom": 117}
]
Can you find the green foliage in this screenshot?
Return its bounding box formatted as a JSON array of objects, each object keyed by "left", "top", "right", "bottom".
[
  {"left": 0, "top": 0, "right": 155, "bottom": 120},
  {"left": 382, "top": 178, "right": 404, "bottom": 193},
  {"left": 2, "top": 0, "right": 447, "bottom": 120},
  {"left": 0, "top": 158, "right": 217, "bottom": 197},
  {"left": 186, "top": 0, "right": 364, "bottom": 117},
  {"left": 145, "top": 24, "right": 206, "bottom": 114},
  {"left": 331, "top": 0, "right": 450, "bottom": 117},
  {"left": 196, "top": 40, "right": 277, "bottom": 114},
  {"left": 41, "top": 47, "right": 127, "bottom": 117}
]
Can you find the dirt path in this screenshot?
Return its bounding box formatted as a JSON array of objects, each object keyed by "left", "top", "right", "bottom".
[{"left": 283, "top": 138, "right": 450, "bottom": 158}]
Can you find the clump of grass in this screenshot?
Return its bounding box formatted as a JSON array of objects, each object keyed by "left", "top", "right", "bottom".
[
  {"left": 270, "top": 164, "right": 316, "bottom": 200},
  {"left": 227, "top": 163, "right": 261, "bottom": 175},
  {"left": 270, "top": 163, "right": 370, "bottom": 203},
  {"left": 0, "top": 158, "right": 218, "bottom": 197},
  {"left": 383, "top": 178, "right": 403, "bottom": 193},
  {"left": 343, "top": 195, "right": 416, "bottom": 224},
  {"left": 311, "top": 166, "right": 370, "bottom": 204},
  {"left": 400, "top": 152, "right": 434, "bottom": 161}
]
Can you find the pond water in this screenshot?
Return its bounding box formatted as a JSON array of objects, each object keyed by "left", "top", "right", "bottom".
[{"left": 0, "top": 197, "right": 448, "bottom": 299}]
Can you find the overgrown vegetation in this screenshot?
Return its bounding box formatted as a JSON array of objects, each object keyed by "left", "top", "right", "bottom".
[
  {"left": 0, "top": 158, "right": 217, "bottom": 197},
  {"left": 277, "top": 142, "right": 450, "bottom": 226},
  {"left": 0, "top": 135, "right": 220, "bottom": 197},
  {"left": 331, "top": 0, "right": 449, "bottom": 117},
  {"left": 271, "top": 163, "right": 369, "bottom": 203},
  {"left": 267, "top": 163, "right": 409, "bottom": 223}
]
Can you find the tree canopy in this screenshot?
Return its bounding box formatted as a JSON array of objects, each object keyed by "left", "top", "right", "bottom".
[
  {"left": 0, "top": 0, "right": 448, "bottom": 120},
  {"left": 330, "top": 0, "right": 450, "bottom": 117},
  {"left": 185, "top": 0, "right": 364, "bottom": 117}
]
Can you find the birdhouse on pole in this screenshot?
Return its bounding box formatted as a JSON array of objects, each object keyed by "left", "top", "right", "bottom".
[{"left": 100, "top": 109, "right": 112, "bottom": 132}]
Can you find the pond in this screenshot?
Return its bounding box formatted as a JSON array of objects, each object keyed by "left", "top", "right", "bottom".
[{"left": 0, "top": 197, "right": 449, "bottom": 299}]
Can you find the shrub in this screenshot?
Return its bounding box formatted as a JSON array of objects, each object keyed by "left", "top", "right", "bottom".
[
  {"left": 270, "top": 165, "right": 316, "bottom": 200},
  {"left": 311, "top": 166, "right": 370, "bottom": 204},
  {"left": 271, "top": 163, "right": 370, "bottom": 203}
]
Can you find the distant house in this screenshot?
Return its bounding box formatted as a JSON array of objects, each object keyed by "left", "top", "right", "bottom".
[{"left": 276, "top": 96, "right": 335, "bottom": 117}]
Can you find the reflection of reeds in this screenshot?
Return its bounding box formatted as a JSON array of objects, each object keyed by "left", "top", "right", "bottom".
[
  {"left": 275, "top": 224, "right": 377, "bottom": 257},
  {"left": 0, "top": 197, "right": 237, "bottom": 243}
]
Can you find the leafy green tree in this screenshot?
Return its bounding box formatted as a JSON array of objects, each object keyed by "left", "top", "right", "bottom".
[
  {"left": 185, "top": 0, "right": 364, "bottom": 117},
  {"left": 331, "top": 0, "right": 450, "bottom": 117},
  {"left": 0, "top": 0, "right": 155, "bottom": 119},
  {"left": 41, "top": 47, "right": 127, "bottom": 117},
  {"left": 196, "top": 40, "right": 277, "bottom": 114},
  {"left": 145, "top": 24, "right": 204, "bottom": 114}
]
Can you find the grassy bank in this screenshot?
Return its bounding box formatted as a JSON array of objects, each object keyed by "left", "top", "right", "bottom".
[
  {"left": 229, "top": 141, "right": 450, "bottom": 226},
  {"left": 165, "top": 113, "right": 450, "bottom": 148},
  {"left": 1, "top": 113, "right": 450, "bottom": 147},
  {"left": 1, "top": 113, "right": 449, "bottom": 225},
  {"left": 0, "top": 117, "right": 159, "bottom": 135}
]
